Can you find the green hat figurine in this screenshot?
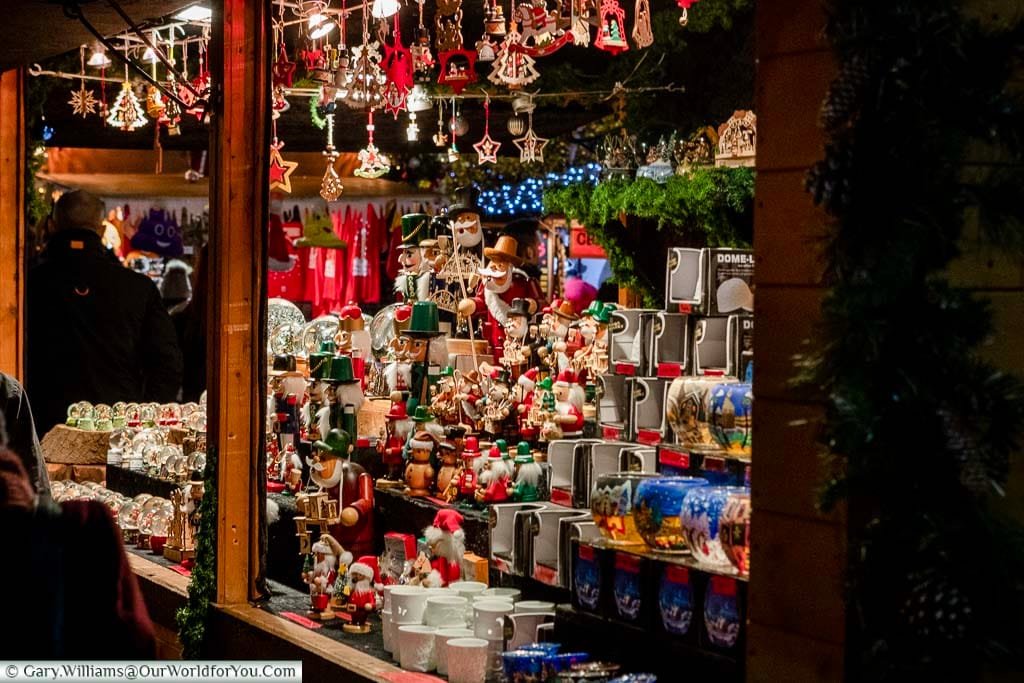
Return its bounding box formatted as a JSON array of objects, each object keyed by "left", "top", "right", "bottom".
[
  {"left": 514, "top": 441, "right": 532, "bottom": 463},
  {"left": 411, "top": 405, "right": 434, "bottom": 422},
  {"left": 439, "top": 366, "right": 456, "bottom": 377},
  {"left": 405, "top": 300, "right": 442, "bottom": 338},
  {"left": 328, "top": 355, "right": 356, "bottom": 383},
  {"left": 397, "top": 213, "right": 429, "bottom": 249},
  {"left": 583, "top": 301, "right": 617, "bottom": 324},
  {"left": 295, "top": 212, "right": 347, "bottom": 248},
  {"left": 313, "top": 428, "right": 353, "bottom": 456},
  {"left": 495, "top": 438, "right": 510, "bottom": 458},
  {"left": 537, "top": 377, "right": 553, "bottom": 391}
]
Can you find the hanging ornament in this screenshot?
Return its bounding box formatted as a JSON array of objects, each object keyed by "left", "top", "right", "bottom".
[
  {"left": 382, "top": 14, "right": 415, "bottom": 118},
  {"left": 632, "top": 0, "right": 654, "bottom": 48},
  {"left": 433, "top": 100, "right": 449, "bottom": 147},
  {"left": 595, "top": 0, "right": 629, "bottom": 54},
  {"left": 406, "top": 110, "right": 420, "bottom": 141},
  {"left": 345, "top": 6, "right": 387, "bottom": 109},
  {"left": 484, "top": 0, "right": 507, "bottom": 36},
  {"left": 106, "top": 61, "right": 148, "bottom": 131},
  {"left": 489, "top": 29, "right": 540, "bottom": 89},
  {"left": 411, "top": 0, "right": 436, "bottom": 81},
  {"left": 447, "top": 97, "right": 461, "bottom": 161},
  {"left": 269, "top": 137, "right": 299, "bottom": 193},
  {"left": 437, "top": 49, "right": 478, "bottom": 94},
  {"left": 273, "top": 85, "right": 291, "bottom": 119},
  {"left": 273, "top": 43, "right": 298, "bottom": 88},
  {"left": 507, "top": 113, "right": 526, "bottom": 136},
  {"left": 321, "top": 113, "right": 344, "bottom": 201},
  {"left": 515, "top": 0, "right": 562, "bottom": 48},
  {"left": 68, "top": 46, "right": 98, "bottom": 118},
  {"left": 476, "top": 35, "right": 497, "bottom": 62},
  {"left": 351, "top": 219, "right": 370, "bottom": 277},
  {"left": 676, "top": 0, "right": 700, "bottom": 26},
  {"left": 473, "top": 99, "right": 501, "bottom": 164},
  {"left": 570, "top": 0, "right": 591, "bottom": 46},
  {"left": 513, "top": 109, "right": 548, "bottom": 163},
  {"left": 435, "top": 0, "right": 464, "bottom": 52},
  {"left": 354, "top": 110, "right": 391, "bottom": 179}
]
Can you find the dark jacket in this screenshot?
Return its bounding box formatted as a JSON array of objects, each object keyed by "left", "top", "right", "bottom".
[
  {"left": 27, "top": 229, "right": 183, "bottom": 434},
  {"left": 0, "top": 373, "right": 50, "bottom": 497}
]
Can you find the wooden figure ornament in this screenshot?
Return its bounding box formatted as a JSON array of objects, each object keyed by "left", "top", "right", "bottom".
[{"left": 632, "top": 0, "right": 654, "bottom": 48}]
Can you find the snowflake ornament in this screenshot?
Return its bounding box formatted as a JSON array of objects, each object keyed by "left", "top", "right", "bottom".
[{"left": 69, "top": 84, "right": 98, "bottom": 118}]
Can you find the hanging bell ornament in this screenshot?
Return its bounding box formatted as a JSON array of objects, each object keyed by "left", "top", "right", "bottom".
[{"left": 507, "top": 113, "right": 526, "bottom": 136}]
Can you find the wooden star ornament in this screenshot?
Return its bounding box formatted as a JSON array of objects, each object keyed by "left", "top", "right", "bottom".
[
  {"left": 68, "top": 83, "right": 98, "bottom": 118},
  {"left": 473, "top": 99, "right": 501, "bottom": 164},
  {"left": 269, "top": 139, "right": 299, "bottom": 193},
  {"left": 513, "top": 117, "right": 548, "bottom": 163}
]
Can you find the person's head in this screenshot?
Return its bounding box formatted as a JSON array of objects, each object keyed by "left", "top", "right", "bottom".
[
  {"left": 53, "top": 190, "right": 105, "bottom": 235},
  {"left": 0, "top": 412, "right": 35, "bottom": 512}
]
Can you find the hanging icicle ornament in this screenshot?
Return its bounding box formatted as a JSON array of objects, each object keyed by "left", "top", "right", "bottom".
[
  {"left": 107, "top": 62, "right": 148, "bottom": 131},
  {"left": 382, "top": 14, "right": 415, "bottom": 118},
  {"left": 594, "top": 0, "right": 629, "bottom": 54},
  {"left": 513, "top": 109, "right": 548, "bottom": 163},
  {"left": 632, "top": 0, "right": 654, "bottom": 48},
  {"left": 473, "top": 98, "right": 501, "bottom": 164},
  {"left": 269, "top": 133, "right": 299, "bottom": 194},
  {"left": 433, "top": 99, "right": 449, "bottom": 147},
  {"left": 351, "top": 219, "right": 370, "bottom": 277},
  {"left": 354, "top": 110, "right": 391, "bottom": 179},
  {"left": 407, "top": 110, "right": 420, "bottom": 141},
  {"left": 447, "top": 98, "right": 461, "bottom": 161},
  {"left": 69, "top": 45, "right": 98, "bottom": 118},
  {"left": 411, "top": 0, "right": 436, "bottom": 81},
  {"left": 488, "top": 29, "right": 540, "bottom": 89},
  {"left": 320, "top": 113, "right": 344, "bottom": 201}
]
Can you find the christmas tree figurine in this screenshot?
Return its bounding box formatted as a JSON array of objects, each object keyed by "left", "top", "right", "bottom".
[{"left": 595, "top": 0, "right": 629, "bottom": 55}]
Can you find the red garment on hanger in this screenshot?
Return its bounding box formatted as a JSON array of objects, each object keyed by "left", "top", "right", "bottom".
[{"left": 340, "top": 203, "right": 383, "bottom": 304}]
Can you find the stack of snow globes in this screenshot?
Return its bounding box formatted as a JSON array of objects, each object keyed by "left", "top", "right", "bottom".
[{"left": 50, "top": 481, "right": 174, "bottom": 555}]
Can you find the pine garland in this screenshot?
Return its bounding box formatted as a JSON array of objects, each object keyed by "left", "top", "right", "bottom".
[
  {"left": 807, "top": 2, "right": 1024, "bottom": 677},
  {"left": 176, "top": 447, "right": 218, "bottom": 659},
  {"left": 543, "top": 168, "right": 754, "bottom": 305}
]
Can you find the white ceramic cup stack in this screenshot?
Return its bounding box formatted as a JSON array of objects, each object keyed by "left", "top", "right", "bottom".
[
  {"left": 434, "top": 627, "right": 474, "bottom": 676},
  {"left": 473, "top": 599, "right": 515, "bottom": 641},
  {"left": 380, "top": 609, "right": 394, "bottom": 654},
  {"left": 397, "top": 625, "right": 437, "bottom": 673},
  {"left": 515, "top": 600, "right": 555, "bottom": 613},
  {"left": 381, "top": 584, "right": 397, "bottom": 612},
  {"left": 391, "top": 585, "right": 430, "bottom": 626},
  {"left": 449, "top": 580, "right": 488, "bottom": 622},
  {"left": 480, "top": 586, "right": 521, "bottom": 603},
  {"left": 446, "top": 637, "right": 490, "bottom": 683},
  {"left": 424, "top": 595, "right": 469, "bottom": 628}
]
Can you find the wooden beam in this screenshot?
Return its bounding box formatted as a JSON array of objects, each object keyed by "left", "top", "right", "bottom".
[
  {"left": 208, "top": 0, "right": 270, "bottom": 605},
  {"left": 0, "top": 68, "right": 25, "bottom": 379}
]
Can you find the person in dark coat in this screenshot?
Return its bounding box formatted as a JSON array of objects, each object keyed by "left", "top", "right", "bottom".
[
  {"left": 27, "top": 190, "right": 183, "bottom": 434},
  {"left": 0, "top": 413, "right": 155, "bottom": 658},
  {"left": 0, "top": 372, "right": 49, "bottom": 498}
]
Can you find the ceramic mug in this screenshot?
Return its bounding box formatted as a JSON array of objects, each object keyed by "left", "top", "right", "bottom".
[
  {"left": 480, "top": 586, "right": 521, "bottom": 602},
  {"left": 425, "top": 595, "right": 469, "bottom": 627},
  {"left": 473, "top": 599, "right": 514, "bottom": 641},
  {"left": 681, "top": 486, "right": 750, "bottom": 571},
  {"left": 397, "top": 625, "right": 437, "bottom": 672},
  {"left": 634, "top": 476, "right": 709, "bottom": 553},
  {"left": 450, "top": 580, "right": 489, "bottom": 622},
  {"left": 380, "top": 609, "right": 394, "bottom": 654},
  {"left": 514, "top": 600, "right": 555, "bottom": 613},
  {"left": 391, "top": 585, "right": 430, "bottom": 625},
  {"left": 590, "top": 472, "right": 659, "bottom": 545},
  {"left": 434, "top": 627, "right": 474, "bottom": 676},
  {"left": 504, "top": 611, "right": 555, "bottom": 651},
  {"left": 381, "top": 584, "right": 397, "bottom": 612},
  {"left": 446, "top": 637, "right": 490, "bottom": 683}
]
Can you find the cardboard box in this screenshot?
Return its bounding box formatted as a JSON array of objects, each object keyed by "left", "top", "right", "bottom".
[
  {"left": 650, "top": 311, "right": 691, "bottom": 378},
  {"left": 461, "top": 552, "right": 490, "bottom": 584},
  {"left": 666, "top": 248, "right": 755, "bottom": 317},
  {"left": 728, "top": 314, "right": 754, "bottom": 382},
  {"left": 630, "top": 377, "right": 670, "bottom": 445},
  {"left": 692, "top": 317, "right": 731, "bottom": 375},
  {"left": 609, "top": 308, "right": 657, "bottom": 376}
]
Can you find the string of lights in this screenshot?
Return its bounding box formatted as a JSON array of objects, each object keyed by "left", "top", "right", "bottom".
[{"left": 478, "top": 163, "right": 601, "bottom": 218}]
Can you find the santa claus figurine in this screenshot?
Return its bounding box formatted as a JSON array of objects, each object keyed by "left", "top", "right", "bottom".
[
  {"left": 423, "top": 509, "right": 465, "bottom": 586},
  {"left": 344, "top": 555, "right": 383, "bottom": 633},
  {"left": 458, "top": 234, "right": 545, "bottom": 359},
  {"left": 303, "top": 534, "right": 340, "bottom": 620},
  {"left": 475, "top": 444, "right": 512, "bottom": 504},
  {"left": 456, "top": 436, "right": 483, "bottom": 503},
  {"left": 553, "top": 369, "right": 585, "bottom": 437},
  {"left": 516, "top": 367, "right": 539, "bottom": 440}
]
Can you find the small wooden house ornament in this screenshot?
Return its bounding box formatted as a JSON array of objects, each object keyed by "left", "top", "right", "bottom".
[{"left": 715, "top": 110, "right": 756, "bottom": 167}]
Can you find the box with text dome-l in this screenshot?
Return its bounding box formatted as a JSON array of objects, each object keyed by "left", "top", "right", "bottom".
[{"left": 666, "top": 248, "right": 755, "bottom": 317}]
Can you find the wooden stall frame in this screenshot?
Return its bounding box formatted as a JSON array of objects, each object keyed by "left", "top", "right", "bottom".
[
  {"left": 208, "top": 0, "right": 270, "bottom": 605},
  {"left": 0, "top": 68, "right": 25, "bottom": 379}
]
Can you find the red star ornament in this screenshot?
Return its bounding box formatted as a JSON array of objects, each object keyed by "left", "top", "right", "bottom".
[
  {"left": 437, "top": 49, "right": 478, "bottom": 94},
  {"left": 382, "top": 29, "right": 414, "bottom": 118},
  {"left": 269, "top": 140, "right": 299, "bottom": 193},
  {"left": 272, "top": 45, "right": 297, "bottom": 88}
]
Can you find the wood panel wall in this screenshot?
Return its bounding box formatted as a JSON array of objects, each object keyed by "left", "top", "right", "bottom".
[
  {"left": 0, "top": 68, "right": 24, "bottom": 379},
  {"left": 747, "top": 1, "right": 847, "bottom": 679}
]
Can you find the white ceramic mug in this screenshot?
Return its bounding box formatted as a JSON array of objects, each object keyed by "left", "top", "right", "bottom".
[
  {"left": 434, "top": 627, "right": 473, "bottom": 676},
  {"left": 514, "top": 600, "right": 556, "bottom": 613},
  {"left": 448, "top": 580, "right": 488, "bottom": 600},
  {"left": 446, "top": 637, "right": 490, "bottom": 683},
  {"left": 425, "top": 595, "right": 469, "bottom": 628},
  {"left": 480, "top": 586, "right": 521, "bottom": 602},
  {"left": 381, "top": 609, "right": 394, "bottom": 653},
  {"left": 391, "top": 585, "right": 429, "bottom": 625},
  {"left": 473, "top": 599, "right": 515, "bottom": 641},
  {"left": 397, "top": 625, "right": 437, "bottom": 673},
  {"left": 504, "top": 611, "right": 555, "bottom": 651},
  {"left": 381, "top": 584, "right": 397, "bottom": 612}
]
